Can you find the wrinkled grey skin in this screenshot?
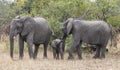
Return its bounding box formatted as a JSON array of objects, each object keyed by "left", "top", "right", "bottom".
[
  {"left": 51, "top": 39, "right": 64, "bottom": 59},
  {"left": 10, "top": 16, "right": 52, "bottom": 59},
  {"left": 62, "top": 18, "right": 111, "bottom": 59}
]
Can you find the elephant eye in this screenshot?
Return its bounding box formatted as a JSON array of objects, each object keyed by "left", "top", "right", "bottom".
[{"left": 17, "top": 27, "right": 19, "bottom": 30}]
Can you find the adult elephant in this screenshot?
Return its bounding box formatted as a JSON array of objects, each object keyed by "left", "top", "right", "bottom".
[
  {"left": 10, "top": 16, "right": 52, "bottom": 59},
  {"left": 62, "top": 18, "right": 112, "bottom": 59}
]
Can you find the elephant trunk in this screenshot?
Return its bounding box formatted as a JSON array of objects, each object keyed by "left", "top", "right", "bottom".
[
  {"left": 10, "top": 32, "right": 14, "bottom": 58},
  {"left": 61, "top": 38, "right": 66, "bottom": 52}
]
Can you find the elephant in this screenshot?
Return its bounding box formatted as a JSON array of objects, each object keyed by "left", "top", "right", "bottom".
[
  {"left": 51, "top": 39, "right": 64, "bottom": 59},
  {"left": 62, "top": 18, "right": 112, "bottom": 59},
  {"left": 10, "top": 16, "right": 52, "bottom": 59}
]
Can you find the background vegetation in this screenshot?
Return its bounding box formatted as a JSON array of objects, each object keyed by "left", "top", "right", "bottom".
[
  {"left": 0, "top": 1, "right": 120, "bottom": 69},
  {"left": 0, "top": 0, "right": 120, "bottom": 47}
]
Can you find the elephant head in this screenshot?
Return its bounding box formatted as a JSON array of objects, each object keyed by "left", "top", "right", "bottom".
[
  {"left": 10, "top": 16, "right": 35, "bottom": 58},
  {"left": 10, "top": 19, "right": 22, "bottom": 37},
  {"left": 62, "top": 18, "right": 73, "bottom": 39},
  {"left": 61, "top": 18, "right": 74, "bottom": 52}
]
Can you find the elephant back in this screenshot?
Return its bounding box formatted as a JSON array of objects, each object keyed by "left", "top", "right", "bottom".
[{"left": 33, "top": 17, "right": 50, "bottom": 28}]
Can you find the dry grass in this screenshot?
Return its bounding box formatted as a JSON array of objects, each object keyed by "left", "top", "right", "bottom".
[{"left": 0, "top": 35, "right": 120, "bottom": 70}]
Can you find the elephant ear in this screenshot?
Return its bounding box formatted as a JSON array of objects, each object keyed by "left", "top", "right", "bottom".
[
  {"left": 13, "top": 16, "right": 26, "bottom": 28},
  {"left": 21, "top": 16, "right": 34, "bottom": 36},
  {"left": 66, "top": 18, "right": 73, "bottom": 35},
  {"left": 12, "top": 19, "right": 23, "bottom": 28}
]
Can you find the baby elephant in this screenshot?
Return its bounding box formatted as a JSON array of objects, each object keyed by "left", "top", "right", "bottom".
[{"left": 51, "top": 39, "right": 64, "bottom": 59}]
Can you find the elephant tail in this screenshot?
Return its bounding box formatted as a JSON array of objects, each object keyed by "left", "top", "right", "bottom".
[
  {"left": 110, "top": 29, "right": 113, "bottom": 47},
  {"left": 51, "top": 30, "right": 57, "bottom": 39},
  {"left": 51, "top": 30, "right": 55, "bottom": 36}
]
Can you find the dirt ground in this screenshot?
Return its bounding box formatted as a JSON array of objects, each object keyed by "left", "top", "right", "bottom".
[
  {"left": 0, "top": 36, "right": 120, "bottom": 70},
  {"left": 0, "top": 48, "right": 120, "bottom": 70}
]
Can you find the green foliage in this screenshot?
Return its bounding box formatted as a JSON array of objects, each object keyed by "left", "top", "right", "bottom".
[
  {"left": 108, "top": 15, "right": 120, "bottom": 27},
  {"left": 65, "top": 35, "right": 72, "bottom": 50},
  {"left": 0, "top": 0, "right": 120, "bottom": 49},
  {"left": 0, "top": 0, "right": 24, "bottom": 34}
]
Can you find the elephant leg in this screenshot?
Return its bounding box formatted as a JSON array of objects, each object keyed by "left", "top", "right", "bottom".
[
  {"left": 100, "top": 46, "right": 106, "bottom": 58},
  {"left": 43, "top": 43, "right": 48, "bottom": 58},
  {"left": 60, "top": 48, "right": 64, "bottom": 59},
  {"left": 76, "top": 41, "right": 82, "bottom": 59},
  {"left": 19, "top": 35, "right": 24, "bottom": 59},
  {"left": 100, "top": 40, "right": 108, "bottom": 58},
  {"left": 68, "top": 38, "right": 80, "bottom": 59},
  {"left": 53, "top": 48, "right": 56, "bottom": 59},
  {"left": 27, "top": 43, "right": 33, "bottom": 59},
  {"left": 56, "top": 51, "right": 59, "bottom": 59},
  {"left": 10, "top": 35, "right": 14, "bottom": 59},
  {"left": 93, "top": 45, "right": 100, "bottom": 58},
  {"left": 33, "top": 44, "right": 40, "bottom": 59},
  {"left": 26, "top": 34, "right": 33, "bottom": 59},
  {"left": 62, "top": 39, "right": 66, "bottom": 52},
  {"left": 68, "top": 46, "right": 75, "bottom": 59}
]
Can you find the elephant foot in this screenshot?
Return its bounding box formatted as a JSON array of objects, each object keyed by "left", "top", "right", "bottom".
[
  {"left": 29, "top": 54, "right": 33, "bottom": 59},
  {"left": 93, "top": 55, "right": 100, "bottom": 59},
  {"left": 61, "top": 58, "right": 64, "bottom": 60},
  {"left": 78, "top": 56, "right": 82, "bottom": 60},
  {"left": 11, "top": 58, "right": 14, "bottom": 60},
  {"left": 56, "top": 58, "right": 59, "bottom": 60},
  {"left": 93, "top": 55, "right": 105, "bottom": 59},
  {"left": 61, "top": 57, "right": 64, "bottom": 60},
  {"left": 33, "top": 56, "right": 37, "bottom": 59},
  {"left": 56, "top": 56, "right": 59, "bottom": 60},
  {"left": 53, "top": 57, "right": 56, "bottom": 59},
  {"left": 43, "top": 56, "right": 48, "bottom": 59},
  {"left": 10, "top": 54, "right": 14, "bottom": 60},
  {"left": 99, "top": 55, "right": 105, "bottom": 59},
  {"left": 29, "top": 56, "right": 33, "bottom": 59},
  {"left": 68, "top": 56, "right": 74, "bottom": 60}
]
